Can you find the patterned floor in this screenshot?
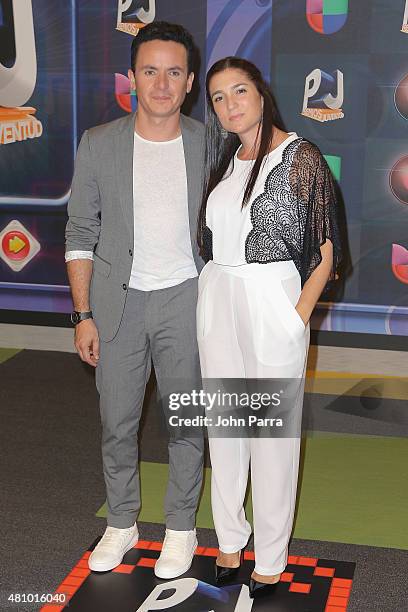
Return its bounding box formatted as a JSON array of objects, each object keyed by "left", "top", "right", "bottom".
[{"left": 40, "top": 540, "right": 355, "bottom": 612}]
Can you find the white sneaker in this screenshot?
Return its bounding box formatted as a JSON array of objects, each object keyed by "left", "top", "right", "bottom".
[
  {"left": 88, "top": 523, "right": 139, "bottom": 572},
  {"left": 154, "top": 529, "right": 198, "bottom": 579}
]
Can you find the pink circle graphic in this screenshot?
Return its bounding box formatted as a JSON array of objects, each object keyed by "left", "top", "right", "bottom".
[
  {"left": 389, "top": 156, "right": 408, "bottom": 204},
  {"left": 394, "top": 73, "right": 408, "bottom": 121}
]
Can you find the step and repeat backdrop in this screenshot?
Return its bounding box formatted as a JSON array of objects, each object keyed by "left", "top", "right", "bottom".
[{"left": 0, "top": 0, "right": 407, "bottom": 336}]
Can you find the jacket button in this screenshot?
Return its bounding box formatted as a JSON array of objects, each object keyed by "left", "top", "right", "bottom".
[
  {"left": 129, "top": 249, "right": 133, "bottom": 257},
  {"left": 122, "top": 283, "right": 127, "bottom": 290}
]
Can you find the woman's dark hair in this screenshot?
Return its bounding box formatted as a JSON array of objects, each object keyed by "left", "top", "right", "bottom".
[
  {"left": 198, "top": 56, "right": 286, "bottom": 251},
  {"left": 130, "top": 21, "right": 196, "bottom": 75}
]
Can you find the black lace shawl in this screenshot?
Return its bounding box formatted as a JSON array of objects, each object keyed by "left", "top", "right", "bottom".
[{"left": 202, "top": 138, "right": 341, "bottom": 289}]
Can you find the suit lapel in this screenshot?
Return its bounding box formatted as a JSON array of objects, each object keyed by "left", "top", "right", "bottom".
[
  {"left": 181, "top": 114, "right": 202, "bottom": 255},
  {"left": 114, "top": 113, "right": 135, "bottom": 244}
]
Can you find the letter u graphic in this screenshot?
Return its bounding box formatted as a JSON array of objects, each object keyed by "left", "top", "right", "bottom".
[
  {"left": 306, "top": 0, "right": 348, "bottom": 35},
  {"left": 0, "top": 0, "right": 37, "bottom": 108}
]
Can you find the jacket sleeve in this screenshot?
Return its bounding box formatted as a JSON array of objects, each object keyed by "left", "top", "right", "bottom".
[{"left": 65, "top": 130, "right": 101, "bottom": 253}]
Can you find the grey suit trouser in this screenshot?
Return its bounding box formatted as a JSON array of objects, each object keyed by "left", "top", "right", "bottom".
[{"left": 95, "top": 277, "right": 204, "bottom": 530}]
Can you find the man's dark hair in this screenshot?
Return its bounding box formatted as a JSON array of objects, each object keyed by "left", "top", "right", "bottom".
[{"left": 130, "top": 21, "right": 196, "bottom": 74}]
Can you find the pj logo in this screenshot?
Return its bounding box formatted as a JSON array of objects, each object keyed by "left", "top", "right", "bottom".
[
  {"left": 0, "top": 0, "right": 43, "bottom": 145},
  {"left": 135, "top": 578, "right": 253, "bottom": 611},
  {"left": 301, "top": 68, "right": 344, "bottom": 122},
  {"left": 117, "top": 0, "right": 156, "bottom": 36}
]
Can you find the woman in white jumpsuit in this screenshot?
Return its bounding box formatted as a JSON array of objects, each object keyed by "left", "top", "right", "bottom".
[{"left": 197, "top": 57, "right": 341, "bottom": 599}]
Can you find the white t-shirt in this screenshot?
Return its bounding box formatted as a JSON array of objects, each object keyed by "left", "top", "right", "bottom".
[
  {"left": 129, "top": 131, "right": 197, "bottom": 290},
  {"left": 206, "top": 132, "right": 299, "bottom": 266}
]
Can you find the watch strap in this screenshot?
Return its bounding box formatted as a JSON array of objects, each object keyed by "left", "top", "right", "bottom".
[{"left": 71, "top": 311, "right": 93, "bottom": 325}]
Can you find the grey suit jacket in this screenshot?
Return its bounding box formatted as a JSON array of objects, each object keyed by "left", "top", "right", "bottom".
[{"left": 65, "top": 112, "right": 205, "bottom": 341}]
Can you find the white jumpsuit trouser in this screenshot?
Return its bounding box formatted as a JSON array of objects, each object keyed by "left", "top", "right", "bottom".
[{"left": 197, "top": 260, "right": 309, "bottom": 575}]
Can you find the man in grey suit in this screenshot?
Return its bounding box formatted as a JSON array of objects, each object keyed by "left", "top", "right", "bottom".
[{"left": 65, "top": 22, "right": 204, "bottom": 579}]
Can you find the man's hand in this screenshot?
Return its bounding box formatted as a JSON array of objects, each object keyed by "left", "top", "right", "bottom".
[{"left": 74, "top": 318, "right": 100, "bottom": 367}]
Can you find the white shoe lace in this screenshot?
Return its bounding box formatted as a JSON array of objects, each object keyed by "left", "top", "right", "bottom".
[
  {"left": 97, "top": 526, "right": 135, "bottom": 550},
  {"left": 161, "top": 531, "right": 192, "bottom": 559}
]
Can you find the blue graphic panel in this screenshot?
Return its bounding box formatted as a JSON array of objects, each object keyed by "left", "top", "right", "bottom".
[
  {"left": 0, "top": 0, "right": 407, "bottom": 335},
  {"left": 207, "top": 0, "right": 272, "bottom": 81}
]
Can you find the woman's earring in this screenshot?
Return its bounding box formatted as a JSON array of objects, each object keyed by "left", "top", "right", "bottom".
[{"left": 220, "top": 126, "right": 229, "bottom": 139}]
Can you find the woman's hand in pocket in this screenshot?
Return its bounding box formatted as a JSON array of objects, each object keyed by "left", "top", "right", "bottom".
[{"left": 295, "top": 303, "right": 310, "bottom": 327}]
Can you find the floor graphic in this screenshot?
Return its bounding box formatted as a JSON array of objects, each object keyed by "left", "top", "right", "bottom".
[
  {"left": 41, "top": 540, "right": 355, "bottom": 611},
  {"left": 0, "top": 347, "right": 21, "bottom": 364},
  {"left": 96, "top": 439, "right": 408, "bottom": 550}
]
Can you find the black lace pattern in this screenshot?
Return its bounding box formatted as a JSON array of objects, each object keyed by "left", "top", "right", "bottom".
[
  {"left": 245, "top": 138, "right": 306, "bottom": 268},
  {"left": 245, "top": 138, "right": 341, "bottom": 287},
  {"left": 204, "top": 138, "right": 341, "bottom": 288}
]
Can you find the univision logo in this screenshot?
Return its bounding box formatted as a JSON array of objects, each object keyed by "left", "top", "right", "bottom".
[
  {"left": 324, "top": 155, "right": 341, "bottom": 181},
  {"left": 115, "top": 73, "right": 137, "bottom": 113},
  {"left": 392, "top": 244, "right": 408, "bottom": 284},
  {"left": 301, "top": 69, "right": 344, "bottom": 122},
  {"left": 306, "top": 0, "right": 348, "bottom": 35}
]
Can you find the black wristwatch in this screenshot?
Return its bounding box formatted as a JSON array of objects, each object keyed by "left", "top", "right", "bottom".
[{"left": 70, "top": 310, "right": 93, "bottom": 325}]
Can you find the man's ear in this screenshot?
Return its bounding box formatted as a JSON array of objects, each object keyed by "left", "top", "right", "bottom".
[
  {"left": 128, "top": 69, "right": 136, "bottom": 91},
  {"left": 186, "top": 72, "right": 195, "bottom": 94}
]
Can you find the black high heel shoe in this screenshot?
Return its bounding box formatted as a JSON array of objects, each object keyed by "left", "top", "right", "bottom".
[
  {"left": 249, "top": 577, "right": 279, "bottom": 599},
  {"left": 215, "top": 550, "right": 244, "bottom": 584}
]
